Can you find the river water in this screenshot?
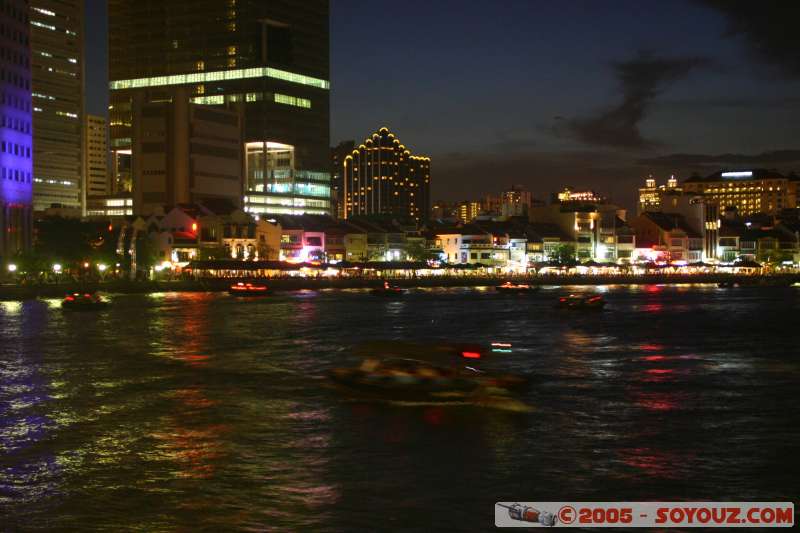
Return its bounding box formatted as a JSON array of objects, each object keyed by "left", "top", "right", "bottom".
[{"left": 1, "top": 285, "right": 798, "bottom": 531}]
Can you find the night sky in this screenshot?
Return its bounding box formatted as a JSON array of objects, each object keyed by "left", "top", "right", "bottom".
[{"left": 85, "top": 1, "right": 800, "bottom": 210}]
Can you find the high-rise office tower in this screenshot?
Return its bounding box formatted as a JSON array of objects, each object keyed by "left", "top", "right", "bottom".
[
  {"left": 0, "top": 0, "right": 34, "bottom": 260},
  {"left": 108, "top": 0, "right": 330, "bottom": 216},
  {"left": 30, "top": 0, "right": 84, "bottom": 212},
  {"left": 132, "top": 87, "right": 243, "bottom": 215},
  {"left": 341, "top": 127, "right": 431, "bottom": 223},
  {"left": 83, "top": 114, "right": 108, "bottom": 200}
]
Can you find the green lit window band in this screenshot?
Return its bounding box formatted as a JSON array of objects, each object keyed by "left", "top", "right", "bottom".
[
  {"left": 110, "top": 67, "right": 329, "bottom": 91},
  {"left": 274, "top": 93, "right": 311, "bottom": 108}
]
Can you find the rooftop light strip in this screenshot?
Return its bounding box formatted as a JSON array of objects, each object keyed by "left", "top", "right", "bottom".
[{"left": 110, "top": 67, "right": 329, "bottom": 91}]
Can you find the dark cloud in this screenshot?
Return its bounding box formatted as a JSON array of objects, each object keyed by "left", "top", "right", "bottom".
[
  {"left": 556, "top": 52, "right": 710, "bottom": 149},
  {"left": 660, "top": 96, "right": 800, "bottom": 110},
  {"left": 699, "top": 1, "right": 800, "bottom": 78},
  {"left": 637, "top": 150, "right": 800, "bottom": 168}
]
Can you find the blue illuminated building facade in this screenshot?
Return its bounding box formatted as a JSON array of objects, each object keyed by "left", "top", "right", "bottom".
[{"left": 0, "top": 0, "right": 33, "bottom": 260}]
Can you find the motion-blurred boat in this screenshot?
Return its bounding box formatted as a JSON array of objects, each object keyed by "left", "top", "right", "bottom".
[
  {"left": 329, "top": 341, "right": 530, "bottom": 410},
  {"left": 495, "top": 281, "right": 539, "bottom": 293},
  {"left": 557, "top": 294, "right": 605, "bottom": 310},
  {"left": 61, "top": 291, "right": 108, "bottom": 310},
  {"left": 228, "top": 281, "right": 269, "bottom": 296}
]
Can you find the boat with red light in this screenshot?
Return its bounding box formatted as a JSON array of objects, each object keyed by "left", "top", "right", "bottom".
[
  {"left": 228, "top": 281, "right": 269, "bottom": 296},
  {"left": 329, "top": 341, "right": 530, "bottom": 409},
  {"left": 495, "top": 281, "right": 539, "bottom": 293},
  {"left": 370, "top": 281, "right": 406, "bottom": 296},
  {"left": 61, "top": 291, "right": 109, "bottom": 310},
  {"left": 558, "top": 293, "right": 606, "bottom": 310}
]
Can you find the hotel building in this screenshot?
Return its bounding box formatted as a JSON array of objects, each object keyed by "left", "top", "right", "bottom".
[
  {"left": 341, "top": 127, "right": 431, "bottom": 223},
  {"left": 682, "top": 169, "right": 799, "bottom": 216},
  {"left": 30, "top": 0, "right": 84, "bottom": 212},
  {"left": 108, "top": 0, "right": 330, "bottom": 216},
  {"left": 637, "top": 175, "right": 681, "bottom": 215},
  {"left": 0, "top": 0, "right": 33, "bottom": 259}
]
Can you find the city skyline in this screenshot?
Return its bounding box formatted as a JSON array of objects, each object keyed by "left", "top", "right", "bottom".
[
  {"left": 2, "top": 6, "right": 800, "bottom": 529},
  {"left": 85, "top": 1, "right": 800, "bottom": 210}
]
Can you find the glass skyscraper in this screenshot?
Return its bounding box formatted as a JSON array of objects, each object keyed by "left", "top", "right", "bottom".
[{"left": 108, "top": 0, "right": 330, "bottom": 216}]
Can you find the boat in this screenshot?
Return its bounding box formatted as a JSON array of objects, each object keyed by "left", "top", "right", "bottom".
[
  {"left": 329, "top": 358, "right": 483, "bottom": 402},
  {"left": 228, "top": 281, "right": 269, "bottom": 296},
  {"left": 717, "top": 281, "right": 738, "bottom": 288},
  {"left": 370, "top": 281, "right": 406, "bottom": 296},
  {"left": 557, "top": 293, "right": 606, "bottom": 310},
  {"left": 495, "top": 281, "right": 539, "bottom": 293},
  {"left": 329, "top": 341, "right": 531, "bottom": 409},
  {"left": 61, "top": 291, "right": 109, "bottom": 310}
]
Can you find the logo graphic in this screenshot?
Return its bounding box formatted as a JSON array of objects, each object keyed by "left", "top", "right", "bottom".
[
  {"left": 496, "top": 503, "right": 558, "bottom": 527},
  {"left": 495, "top": 502, "right": 794, "bottom": 528}
]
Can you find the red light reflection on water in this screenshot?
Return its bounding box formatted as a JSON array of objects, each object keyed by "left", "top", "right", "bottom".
[
  {"left": 424, "top": 407, "right": 444, "bottom": 426},
  {"left": 618, "top": 447, "right": 693, "bottom": 479},
  {"left": 638, "top": 344, "right": 664, "bottom": 352},
  {"left": 150, "top": 386, "right": 226, "bottom": 480},
  {"left": 178, "top": 354, "right": 210, "bottom": 367},
  {"left": 641, "top": 303, "right": 663, "bottom": 313},
  {"left": 172, "top": 387, "right": 216, "bottom": 409},
  {"left": 169, "top": 293, "right": 211, "bottom": 367},
  {"left": 641, "top": 367, "right": 676, "bottom": 383},
  {"left": 633, "top": 391, "right": 680, "bottom": 411}
]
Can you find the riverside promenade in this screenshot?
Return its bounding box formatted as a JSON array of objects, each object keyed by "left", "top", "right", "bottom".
[{"left": 1, "top": 273, "right": 798, "bottom": 300}]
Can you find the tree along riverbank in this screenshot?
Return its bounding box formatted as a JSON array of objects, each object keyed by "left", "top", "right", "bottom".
[{"left": 1, "top": 273, "right": 798, "bottom": 300}]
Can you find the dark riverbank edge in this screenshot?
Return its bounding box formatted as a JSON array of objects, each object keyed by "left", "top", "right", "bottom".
[{"left": 1, "top": 274, "right": 798, "bottom": 300}]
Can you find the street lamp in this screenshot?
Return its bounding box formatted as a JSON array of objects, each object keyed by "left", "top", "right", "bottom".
[
  {"left": 98, "top": 263, "right": 107, "bottom": 272},
  {"left": 53, "top": 263, "right": 62, "bottom": 273},
  {"left": 7, "top": 264, "right": 16, "bottom": 273}
]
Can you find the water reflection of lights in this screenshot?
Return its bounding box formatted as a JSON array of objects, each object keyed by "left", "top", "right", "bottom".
[
  {"left": 641, "top": 367, "right": 678, "bottom": 383},
  {"left": 0, "top": 300, "right": 22, "bottom": 314},
  {"left": 633, "top": 391, "right": 681, "bottom": 411},
  {"left": 150, "top": 423, "right": 227, "bottom": 479},
  {"left": 638, "top": 343, "right": 664, "bottom": 352},
  {"left": 150, "top": 387, "right": 226, "bottom": 480},
  {"left": 618, "top": 447, "right": 692, "bottom": 479}
]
